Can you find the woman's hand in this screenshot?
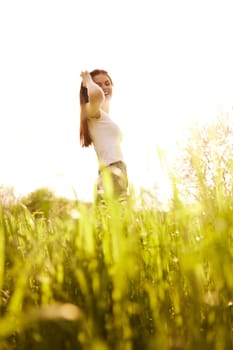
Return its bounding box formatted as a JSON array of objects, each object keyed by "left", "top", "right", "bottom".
[{"left": 80, "top": 71, "right": 92, "bottom": 87}]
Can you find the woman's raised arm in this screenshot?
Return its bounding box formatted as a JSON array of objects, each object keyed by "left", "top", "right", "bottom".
[{"left": 80, "top": 71, "right": 104, "bottom": 118}]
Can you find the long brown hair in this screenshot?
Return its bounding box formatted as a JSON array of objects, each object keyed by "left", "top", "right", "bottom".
[{"left": 79, "top": 69, "right": 113, "bottom": 147}]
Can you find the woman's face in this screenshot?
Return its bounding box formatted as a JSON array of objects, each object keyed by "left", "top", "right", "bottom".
[{"left": 92, "top": 73, "right": 113, "bottom": 100}]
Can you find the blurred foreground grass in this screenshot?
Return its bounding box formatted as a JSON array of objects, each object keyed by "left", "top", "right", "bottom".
[{"left": 0, "top": 176, "right": 233, "bottom": 349}]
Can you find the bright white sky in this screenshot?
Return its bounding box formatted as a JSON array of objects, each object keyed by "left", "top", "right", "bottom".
[{"left": 0, "top": 0, "right": 232, "bottom": 202}]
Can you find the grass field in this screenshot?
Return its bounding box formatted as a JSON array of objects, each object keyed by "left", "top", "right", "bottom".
[{"left": 0, "top": 174, "right": 233, "bottom": 350}]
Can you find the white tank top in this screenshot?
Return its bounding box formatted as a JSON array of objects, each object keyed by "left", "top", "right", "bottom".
[{"left": 88, "top": 110, "right": 124, "bottom": 166}]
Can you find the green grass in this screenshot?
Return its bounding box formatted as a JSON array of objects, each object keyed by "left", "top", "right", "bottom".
[{"left": 0, "top": 177, "right": 233, "bottom": 349}]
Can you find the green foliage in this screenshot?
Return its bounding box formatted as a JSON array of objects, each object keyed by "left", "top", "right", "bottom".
[
  {"left": 174, "top": 112, "right": 233, "bottom": 204},
  {"left": 0, "top": 186, "right": 16, "bottom": 208},
  {"left": 20, "top": 187, "right": 76, "bottom": 219},
  {"left": 0, "top": 184, "right": 233, "bottom": 349}
]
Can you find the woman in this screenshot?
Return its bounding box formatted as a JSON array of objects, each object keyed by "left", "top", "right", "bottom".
[{"left": 79, "top": 69, "right": 128, "bottom": 202}]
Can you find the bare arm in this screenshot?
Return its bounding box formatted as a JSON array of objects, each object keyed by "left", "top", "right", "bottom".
[{"left": 80, "top": 71, "right": 104, "bottom": 118}]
